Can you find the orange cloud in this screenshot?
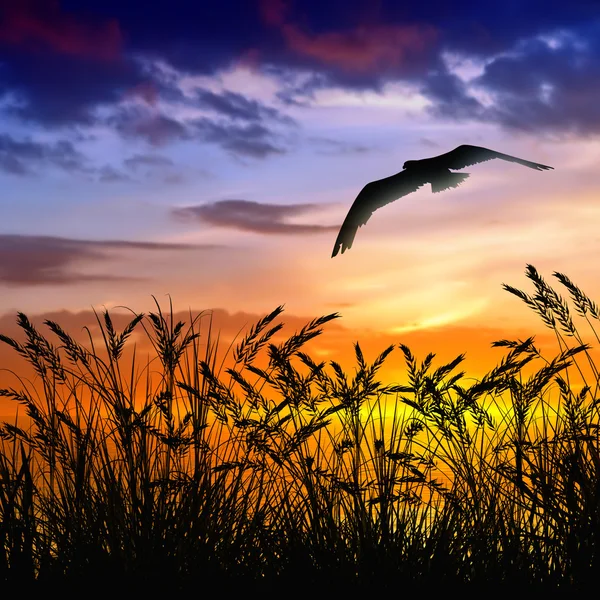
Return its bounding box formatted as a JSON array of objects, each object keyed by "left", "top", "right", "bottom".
[{"left": 0, "top": 0, "right": 123, "bottom": 61}]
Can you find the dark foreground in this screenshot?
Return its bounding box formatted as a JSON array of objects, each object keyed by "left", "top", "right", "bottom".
[{"left": 2, "top": 266, "right": 600, "bottom": 598}]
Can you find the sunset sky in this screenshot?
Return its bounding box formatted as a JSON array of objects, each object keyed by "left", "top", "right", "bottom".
[{"left": 1, "top": 0, "right": 600, "bottom": 412}]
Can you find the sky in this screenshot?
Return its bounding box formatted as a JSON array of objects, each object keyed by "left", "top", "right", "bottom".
[{"left": 1, "top": 0, "right": 600, "bottom": 412}]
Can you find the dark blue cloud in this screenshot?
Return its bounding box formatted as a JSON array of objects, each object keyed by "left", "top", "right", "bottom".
[
  {"left": 192, "top": 118, "right": 287, "bottom": 158},
  {"left": 123, "top": 154, "right": 175, "bottom": 170},
  {"left": 4, "top": 56, "right": 138, "bottom": 127},
  {"left": 0, "top": 133, "right": 88, "bottom": 175},
  {"left": 382, "top": 0, "right": 599, "bottom": 56},
  {"left": 108, "top": 107, "right": 192, "bottom": 146},
  {"left": 60, "top": 0, "right": 269, "bottom": 74},
  {"left": 106, "top": 104, "right": 288, "bottom": 158},
  {"left": 1, "top": 0, "right": 599, "bottom": 142},
  {"left": 196, "top": 88, "right": 295, "bottom": 125},
  {"left": 476, "top": 31, "right": 600, "bottom": 135},
  {"left": 422, "top": 23, "right": 600, "bottom": 135},
  {"left": 421, "top": 71, "right": 486, "bottom": 122}
]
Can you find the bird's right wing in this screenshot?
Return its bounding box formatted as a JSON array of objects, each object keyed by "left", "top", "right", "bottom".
[
  {"left": 440, "top": 145, "right": 553, "bottom": 171},
  {"left": 331, "top": 170, "right": 427, "bottom": 257}
]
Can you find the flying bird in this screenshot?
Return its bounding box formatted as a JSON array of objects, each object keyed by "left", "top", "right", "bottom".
[{"left": 331, "top": 144, "right": 553, "bottom": 257}]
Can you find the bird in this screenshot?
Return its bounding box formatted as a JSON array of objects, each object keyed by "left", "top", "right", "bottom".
[{"left": 331, "top": 144, "right": 553, "bottom": 257}]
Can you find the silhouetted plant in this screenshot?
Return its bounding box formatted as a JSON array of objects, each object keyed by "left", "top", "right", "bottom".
[{"left": 0, "top": 265, "right": 599, "bottom": 593}]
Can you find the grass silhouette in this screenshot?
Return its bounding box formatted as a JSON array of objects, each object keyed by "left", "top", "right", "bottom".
[{"left": 1, "top": 264, "right": 600, "bottom": 594}]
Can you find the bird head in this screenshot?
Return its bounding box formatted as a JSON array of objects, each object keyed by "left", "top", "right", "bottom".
[{"left": 403, "top": 160, "right": 416, "bottom": 169}]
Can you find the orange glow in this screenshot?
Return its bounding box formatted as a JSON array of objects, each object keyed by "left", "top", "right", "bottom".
[{"left": 0, "top": 304, "right": 591, "bottom": 420}]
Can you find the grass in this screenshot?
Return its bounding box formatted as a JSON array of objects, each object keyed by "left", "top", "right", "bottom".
[{"left": 1, "top": 263, "right": 600, "bottom": 594}]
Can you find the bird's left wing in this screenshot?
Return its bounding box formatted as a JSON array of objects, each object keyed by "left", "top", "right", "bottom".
[
  {"left": 440, "top": 145, "right": 553, "bottom": 171},
  {"left": 331, "top": 170, "right": 427, "bottom": 257}
]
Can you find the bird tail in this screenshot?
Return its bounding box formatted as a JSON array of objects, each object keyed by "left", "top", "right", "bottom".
[{"left": 431, "top": 172, "right": 469, "bottom": 193}]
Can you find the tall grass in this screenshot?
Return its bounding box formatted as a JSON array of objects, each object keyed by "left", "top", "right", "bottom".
[{"left": 1, "top": 264, "right": 600, "bottom": 592}]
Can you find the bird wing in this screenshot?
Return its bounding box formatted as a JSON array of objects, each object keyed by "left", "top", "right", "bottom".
[
  {"left": 438, "top": 144, "right": 554, "bottom": 171},
  {"left": 331, "top": 170, "right": 428, "bottom": 257}
]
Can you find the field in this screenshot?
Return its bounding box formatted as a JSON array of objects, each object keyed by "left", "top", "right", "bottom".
[{"left": 2, "top": 264, "right": 600, "bottom": 594}]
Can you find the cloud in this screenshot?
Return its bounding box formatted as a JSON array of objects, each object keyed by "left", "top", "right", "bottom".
[
  {"left": 0, "top": 0, "right": 123, "bottom": 61},
  {"left": 475, "top": 32, "right": 600, "bottom": 135},
  {"left": 0, "top": 0, "right": 427, "bottom": 131},
  {"left": 162, "top": 172, "right": 186, "bottom": 185},
  {"left": 0, "top": 234, "right": 217, "bottom": 286},
  {"left": 0, "top": 0, "right": 139, "bottom": 127},
  {"left": 192, "top": 118, "right": 286, "bottom": 158},
  {"left": 121, "top": 153, "right": 184, "bottom": 183},
  {"left": 258, "top": 0, "right": 438, "bottom": 90},
  {"left": 280, "top": 23, "right": 438, "bottom": 76},
  {"left": 0, "top": 51, "right": 141, "bottom": 127},
  {"left": 172, "top": 199, "right": 339, "bottom": 234},
  {"left": 419, "top": 137, "right": 441, "bottom": 148},
  {"left": 421, "top": 70, "right": 487, "bottom": 122},
  {"left": 0, "top": 133, "right": 88, "bottom": 175},
  {"left": 258, "top": 0, "right": 288, "bottom": 28},
  {"left": 123, "top": 153, "right": 175, "bottom": 170},
  {"left": 97, "top": 165, "right": 131, "bottom": 183},
  {"left": 196, "top": 88, "right": 294, "bottom": 125},
  {"left": 416, "top": 0, "right": 598, "bottom": 58},
  {"left": 123, "top": 81, "right": 160, "bottom": 107},
  {"left": 1, "top": 0, "right": 599, "bottom": 140},
  {"left": 108, "top": 97, "right": 290, "bottom": 157},
  {"left": 274, "top": 73, "right": 329, "bottom": 106},
  {"left": 309, "top": 136, "right": 370, "bottom": 155},
  {"left": 255, "top": 1, "right": 600, "bottom": 136},
  {"left": 179, "top": 88, "right": 296, "bottom": 157},
  {"left": 0, "top": 134, "right": 157, "bottom": 183},
  {"left": 109, "top": 107, "right": 192, "bottom": 146},
  {"left": 422, "top": 27, "right": 600, "bottom": 136}
]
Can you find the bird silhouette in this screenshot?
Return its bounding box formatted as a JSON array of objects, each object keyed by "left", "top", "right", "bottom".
[{"left": 331, "top": 144, "right": 553, "bottom": 257}]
